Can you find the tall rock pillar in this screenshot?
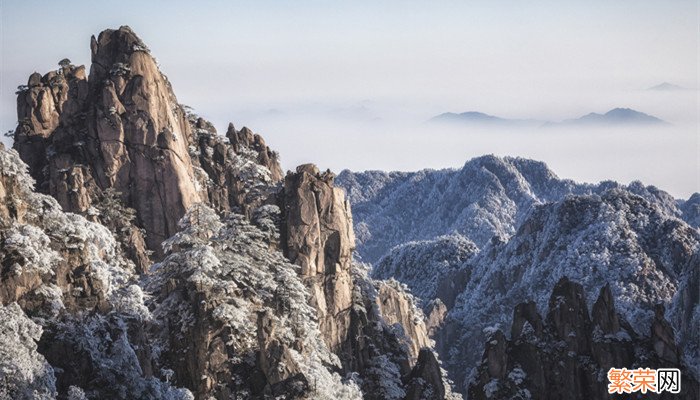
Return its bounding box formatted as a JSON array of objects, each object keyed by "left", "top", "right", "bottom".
[{"left": 282, "top": 164, "right": 355, "bottom": 351}]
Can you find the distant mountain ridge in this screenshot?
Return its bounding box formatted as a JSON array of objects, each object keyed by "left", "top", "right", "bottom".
[
  {"left": 430, "top": 107, "right": 668, "bottom": 127},
  {"left": 429, "top": 111, "right": 542, "bottom": 127},
  {"left": 648, "top": 82, "right": 687, "bottom": 91},
  {"left": 554, "top": 107, "right": 668, "bottom": 126}
]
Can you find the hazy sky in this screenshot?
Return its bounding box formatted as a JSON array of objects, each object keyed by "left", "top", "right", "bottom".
[{"left": 1, "top": 1, "right": 698, "bottom": 197}]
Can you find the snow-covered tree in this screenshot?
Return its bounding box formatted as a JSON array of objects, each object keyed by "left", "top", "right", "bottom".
[{"left": 0, "top": 303, "right": 57, "bottom": 399}]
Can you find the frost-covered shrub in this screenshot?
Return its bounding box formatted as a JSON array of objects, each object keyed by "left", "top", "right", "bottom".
[
  {"left": 3, "top": 224, "right": 60, "bottom": 275},
  {"left": 364, "top": 355, "right": 405, "bottom": 400},
  {"left": 162, "top": 203, "right": 223, "bottom": 253},
  {"left": 230, "top": 146, "right": 273, "bottom": 183},
  {"left": 0, "top": 148, "right": 34, "bottom": 188},
  {"left": 251, "top": 204, "right": 282, "bottom": 243},
  {"left": 0, "top": 303, "right": 56, "bottom": 399},
  {"left": 94, "top": 188, "right": 137, "bottom": 230},
  {"left": 1, "top": 146, "right": 137, "bottom": 310},
  {"left": 33, "top": 284, "right": 65, "bottom": 317},
  {"left": 67, "top": 386, "right": 87, "bottom": 400},
  {"left": 46, "top": 313, "right": 192, "bottom": 400}
]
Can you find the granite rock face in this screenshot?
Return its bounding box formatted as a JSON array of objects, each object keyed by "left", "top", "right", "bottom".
[
  {"left": 13, "top": 27, "right": 202, "bottom": 255},
  {"left": 11, "top": 26, "right": 288, "bottom": 263},
  {"left": 282, "top": 164, "right": 356, "bottom": 351},
  {"left": 227, "top": 124, "right": 284, "bottom": 183},
  {"left": 189, "top": 120, "right": 283, "bottom": 218},
  {"left": 404, "top": 349, "right": 446, "bottom": 400},
  {"left": 468, "top": 277, "right": 699, "bottom": 400},
  {"left": 280, "top": 165, "right": 452, "bottom": 398},
  {"left": 374, "top": 281, "right": 431, "bottom": 361},
  {"left": 4, "top": 26, "right": 461, "bottom": 400}
]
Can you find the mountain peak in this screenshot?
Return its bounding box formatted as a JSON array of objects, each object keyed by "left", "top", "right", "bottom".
[
  {"left": 431, "top": 111, "right": 503, "bottom": 122},
  {"left": 11, "top": 26, "right": 284, "bottom": 255},
  {"left": 562, "top": 107, "right": 668, "bottom": 126},
  {"left": 648, "top": 82, "right": 686, "bottom": 91}
]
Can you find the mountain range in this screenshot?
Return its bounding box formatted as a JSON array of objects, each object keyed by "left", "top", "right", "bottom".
[
  {"left": 430, "top": 108, "right": 668, "bottom": 127},
  {"left": 338, "top": 157, "right": 700, "bottom": 394},
  {"left": 648, "top": 82, "right": 687, "bottom": 91},
  {"left": 1, "top": 25, "right": 698, "bottom": 400}
]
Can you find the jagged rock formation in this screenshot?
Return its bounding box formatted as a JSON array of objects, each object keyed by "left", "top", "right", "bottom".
[
  {"left": 189, "top": 119, "right": 283, "bottom": 218},
  {"left": 468, "top": 278, "right": 698, "bottom": 399},
  {"left": 404, "top": 350, "right": 446, "bottom": 400},
  {"left": 374, "top": 281, "right": 431, "bottom": 360},
  {"left": 282, "top": 164, "right": 355, "bottom": 351},
  {"left": 345, "top": 266, "right": 459, "bottom": 400},
  {"left": 279, "top": 164, "right": 450, "bottom": 398},
  {"left": 11, "top": 26, "right": 285, "bottom": 260},
  {"left": 13, "top": 26, "right": 200, "bottom": 255},
  {"left": 3, "top": 27, "right": 459, "bottom": 399},
  {"left": 227, "top": 124, "right": 284, "bottom": 182}
]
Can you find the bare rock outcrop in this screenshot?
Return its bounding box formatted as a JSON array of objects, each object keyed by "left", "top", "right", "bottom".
[
  {"left": 375, "top": 281, "right": 431, "bottom": 361},
  {"left": 343, "top": 266, "right": 460, "bottom": 400},
  {"left": 282, "top": 164, "right": 355, "bottom": 351},
  {"left": 281, "top": 165, "right": 456, "bottom": 398},
  {"left": 404, "top": 349, "right": 447, "bottom": 400},
  {"left": 12, "top": 24, "right": 288, "bottom": 263},
  {"left": 13, "top": 26, "right": 202, "bottom": 257},
  {"left": 651, "top": 304, "right": 681, "bottom": 364},
  {"left": 227, "top": 124, "right": 284, "bottom": 182},
  {"left": 189, "top": 119, "right": 283, "bottom": 217}
]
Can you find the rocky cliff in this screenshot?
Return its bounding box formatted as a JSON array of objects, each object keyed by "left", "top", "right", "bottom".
[
  {"left": 282, "top": 164, "right": 355, "bottom": 351},
  {"left": 2, "top": 26, "right": 456, "bottom": 400},
  {"left": 11, "top": 26, "right": 285, "bottom": 260},
  {"left": 14, "top": 27, "right": 200, "bottom": 256}
]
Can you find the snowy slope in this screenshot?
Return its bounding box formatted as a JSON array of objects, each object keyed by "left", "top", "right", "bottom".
[
  {"left": 339, "top": 156, "right": 700, "bottom": 393},
  {"left": 372, "top": 234, "right": 478, "bottom": 309},
  {"left": 337, "top": 156, "right": 593, "bottom": 264},
  {"left": 338, "top": 155, "right": 698, "bottom": 265}
]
